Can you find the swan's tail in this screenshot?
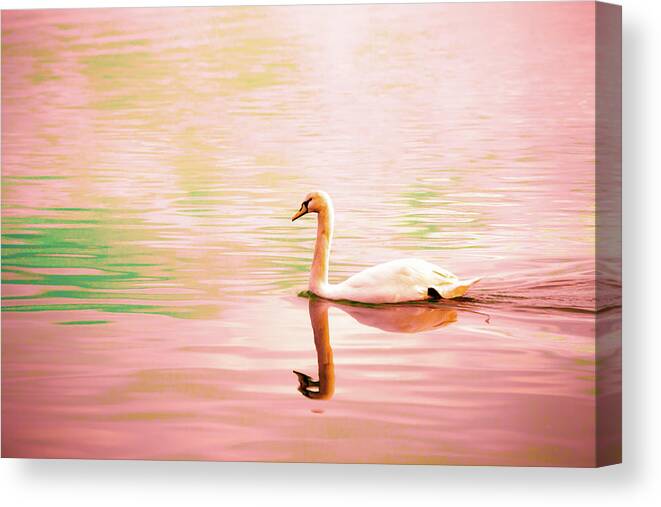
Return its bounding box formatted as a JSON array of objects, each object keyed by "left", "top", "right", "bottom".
[{"left": 438, "top": 277, "right": 482, "bottom": 299}]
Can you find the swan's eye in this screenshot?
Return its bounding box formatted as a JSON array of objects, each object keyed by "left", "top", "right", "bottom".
[{"left": 302, "top": 199, "right": 312, "bottom": 210}]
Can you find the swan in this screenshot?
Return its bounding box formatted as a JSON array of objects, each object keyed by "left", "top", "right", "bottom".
[{"left": 291, "top": 191, "right": 481, "bottom": 304}]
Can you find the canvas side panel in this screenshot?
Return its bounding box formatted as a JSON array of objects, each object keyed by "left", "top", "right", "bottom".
[{"left": 595, "top": 1, "right": 622, "bottom": 467}]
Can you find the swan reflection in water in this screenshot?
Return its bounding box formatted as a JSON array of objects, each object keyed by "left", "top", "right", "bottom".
[
  {"left": 293, "top": 298, "right": 335, "bottom": 399},
  {"left": 293, "top": 298, "right": 458, "bottom": 400}
]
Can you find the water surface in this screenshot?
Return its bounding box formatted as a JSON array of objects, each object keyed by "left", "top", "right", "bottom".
[{"left": 2, "top": 4, "right": 618, "bottom": 465}]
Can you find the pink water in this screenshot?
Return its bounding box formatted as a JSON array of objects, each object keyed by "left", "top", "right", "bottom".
[{"left": 1, "top": 4, "right": 618, "bottom": 465}]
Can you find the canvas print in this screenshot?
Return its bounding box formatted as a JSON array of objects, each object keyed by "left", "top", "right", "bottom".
[{"left": 1, "top": 2, "right": 621, "bottom": 466}]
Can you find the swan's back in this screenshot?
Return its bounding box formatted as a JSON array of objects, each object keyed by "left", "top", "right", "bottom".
[{"left": 331, "top": 258, "right": 466, "bottom": 304}]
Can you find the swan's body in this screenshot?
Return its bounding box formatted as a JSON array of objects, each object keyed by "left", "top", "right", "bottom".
[
  {"left": 291, "top": 191, "right": 480, "bottom": 304},
  {"left": 322, "top": 258, "right": 480, "bottom": 303}
]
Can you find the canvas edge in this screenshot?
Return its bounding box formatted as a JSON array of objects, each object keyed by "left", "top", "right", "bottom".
[{"left": 595, "top": 0, "right": 622, "bottom": 468}]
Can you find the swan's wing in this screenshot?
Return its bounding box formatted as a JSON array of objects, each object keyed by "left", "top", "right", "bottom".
[
  {"left": 335, "top": 259, "right": 459, "bottom": 303},
  {"left": 434, "top": 276, "right": 482, "bottom": 299},
  {"left": 339, "top": 259, "right": 426, "bottom": 288}
]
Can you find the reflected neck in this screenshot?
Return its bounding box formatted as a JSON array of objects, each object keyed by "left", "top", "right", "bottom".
[
  {"left": 309, "top": 300, "right": 334, "bottom": 400},
  {"left": 309, "top": 207, "right": 333, "bottom": 294}
]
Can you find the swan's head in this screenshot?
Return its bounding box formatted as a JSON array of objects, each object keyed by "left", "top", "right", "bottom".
[{"left": 291, "top": 191, "right": 332, "bottom": 221}]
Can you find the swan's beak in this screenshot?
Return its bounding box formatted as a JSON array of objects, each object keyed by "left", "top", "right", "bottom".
[{"left": 291, "top": 207, "right": 307, "bottom": 222}]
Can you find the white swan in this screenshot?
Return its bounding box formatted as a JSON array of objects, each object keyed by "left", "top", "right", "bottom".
[{"left": 291, "top": 191, "right": 481, "bottom": 304}]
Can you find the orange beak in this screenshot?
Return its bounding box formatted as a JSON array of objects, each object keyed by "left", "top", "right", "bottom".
[{"left": 291, "top": 206, "right": 308, "bottom": 222}]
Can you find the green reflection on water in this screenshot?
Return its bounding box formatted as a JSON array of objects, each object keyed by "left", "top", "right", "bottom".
[
  {"left": 57, "top": 320, "right": 111, "bottom": 325},
  {"left": 3, "top": 302, "right": 215, "bottom": 320},
  {"left": 1, "top": 207, "right": 217, "bottom": 319}
]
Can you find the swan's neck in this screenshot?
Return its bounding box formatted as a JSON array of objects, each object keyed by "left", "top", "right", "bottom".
[{"left": 310, "top": 207, "right": 334, "bottom": 294}]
